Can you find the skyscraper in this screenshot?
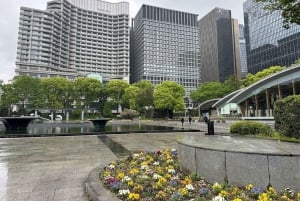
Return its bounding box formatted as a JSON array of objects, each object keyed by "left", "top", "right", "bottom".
[
  {"left": 16, "top": 0, "right": 130, "bottom": 82},
  {"left": 239, "top": 24, "right": 248, "bottom": 78},
  {"left": 244, "top": 0, "right": 300, "bottom": 74},
  {"left": 198, "top": 8, "right": 241, "bottom": 83},
  {"left": 130, "top": 5, "right": 201, "bottom": 97}
]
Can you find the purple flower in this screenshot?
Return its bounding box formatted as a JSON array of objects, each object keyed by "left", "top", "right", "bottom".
[
  {"left": 169, "top": 179, "right": 178, "bottom": 187},
  {"left": 199, "top": 187, "right": 210, "bottom": 196}
]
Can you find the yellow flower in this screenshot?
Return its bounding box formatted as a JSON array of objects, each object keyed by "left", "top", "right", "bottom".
[
  {"left": 231, "top": 187, "right": 240, "bottom": 196},
  {"left": 129, "top": 168, "right": 139, "bottom": 175},
  {"left": 133, "top": 184, "right": 143, "bottom": 193},
  {"left": 297, "top": 193, "right": 300, "bottom": 201},
  {"left": 117, "top": 172, "right": 125, "bottom": 179},
  {"left": 158, "top": 177, "right": 167, "bottom": 186},
  {"left": 233, "top": 198, "right": 243, "bottom": 201},
  {"left": 127, "top": 180, "right": 134, "bottom": 187},
  {"left": 181, "top": 176, "right": 192, "bottom": 185},
  {"left": 246, "top": 184, "right": 253, "bottom": 191},
  {"left": 212, "top": 182, "right": 223, "bottom": 194},
  {"left": 267, "top": 187, "right": 277, "bottom": 196},
  {"left": 179, "top": 187, "right": 188, "bottom": 196},
  {"left": 280, "top": 195, "right": 291, "bottom": 201},
  {"left": 219, "top": 190, "right": 228, "bottom": 197},
  {"left": 155, "top": 191, "right": 167, "bottom": 200},
  {"left": 258, "top": 193, "right": 269, "bottom": 201},
  {"left": 128, "top": 193, "right": 140, "bottom": 201}
]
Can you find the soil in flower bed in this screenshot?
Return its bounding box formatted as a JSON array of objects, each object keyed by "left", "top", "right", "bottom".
[{"left": 100, "top": 149, "right": 300, "bottom": 201}]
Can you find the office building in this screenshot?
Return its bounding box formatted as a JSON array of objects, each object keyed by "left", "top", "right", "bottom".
[
  {"left": 198, "top": 8, "right": 241, "bottom": 83},
  {"left": 16, "top": 0, "right": 130, "bottom": 82},
  {"left": 130, "top": 5, "right": 201, "bottom": 96},
  {"left": 239, "top": 24, "right": 248, "bottom": 78},
  {"left": 244, "top": 0, "right": 300, "bottom": 74}
]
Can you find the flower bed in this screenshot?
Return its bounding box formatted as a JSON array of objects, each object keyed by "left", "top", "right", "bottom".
[{"left": 100, "top": 149, "right": 300, "bottom": 201}]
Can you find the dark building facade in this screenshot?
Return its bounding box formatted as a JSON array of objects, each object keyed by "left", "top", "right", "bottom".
[
  {"left": 244, "top": 0, "right": 300, "bottom": 74},
  {"left": 239, "top": 24, "right": 248, "bottom": 78},
  {"left": 198, "top": 8, "right": 240, "bottom": 83},
  {"left": 130, "top": 5, "right": 201, "bottom": 97}
]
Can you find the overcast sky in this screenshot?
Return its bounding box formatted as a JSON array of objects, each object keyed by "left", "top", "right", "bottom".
[{"left": 0, "top": 0, "right": 245, "bottom": 83}]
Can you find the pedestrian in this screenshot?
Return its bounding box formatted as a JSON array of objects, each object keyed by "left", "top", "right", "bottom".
[
  {"left": 180, "top": 117, "right": 184, "bottom": 127},
  {"left": 188, "top": 116, "right": 192, "bottom": 124}
]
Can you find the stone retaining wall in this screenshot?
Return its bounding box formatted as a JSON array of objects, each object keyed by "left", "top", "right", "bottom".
[{"left": 178, "top": 142, "right": 300, "bottom": 191}]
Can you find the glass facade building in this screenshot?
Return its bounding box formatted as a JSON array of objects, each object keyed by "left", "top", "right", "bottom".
[
  {"left": 130, "top": 5, "right": 201, "bottom": 96},
  {"left": 198, "top": 8, "right": 240, "bottom": 83},
  {"left": 244, "top": 0, "right": 300, "bottom": 74},
  {"left": 239, "top": 24, "right": 248, "bottom": 78},
  {"left": 16, "top": 0, "right": 130, "bottom": 81}
]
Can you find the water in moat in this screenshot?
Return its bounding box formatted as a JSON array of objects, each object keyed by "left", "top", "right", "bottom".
[{"left": 0, "top": 121, "right": 181, "bottom": 136}]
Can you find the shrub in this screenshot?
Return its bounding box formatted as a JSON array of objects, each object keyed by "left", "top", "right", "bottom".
[
  {"left": 120, "top": 109, "right": 139, "bottom": 120},
  {"left": 230, "top": 121, "right": 272, "bottom": 136},
  {"left": 274, "top": 95, "right": 300, "bottom": 139}
]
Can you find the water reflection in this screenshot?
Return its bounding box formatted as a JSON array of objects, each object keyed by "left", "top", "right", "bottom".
[{"left": 0, "top": 123, "right": 177, "bottom": 136}]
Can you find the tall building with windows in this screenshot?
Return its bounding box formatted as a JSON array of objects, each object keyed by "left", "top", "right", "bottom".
[
  {"left": 16, "top": 0, "right": 129, "bottom": 81},
  {"left": 130, "top": 5, "right": 201, "bottom": 97},
  {"left": 239, "top": 24, "right": 248, "bottom": 78},
  {"left": 244, "top": 0, "right": 300, "bottom": 74},
  {"left": 198, "top": 8, "right": 241, "bottom": 83}
]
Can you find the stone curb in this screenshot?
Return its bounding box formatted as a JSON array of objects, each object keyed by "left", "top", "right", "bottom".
[{"left": 85, "top": 166, "right": 121, "bottom": 201}]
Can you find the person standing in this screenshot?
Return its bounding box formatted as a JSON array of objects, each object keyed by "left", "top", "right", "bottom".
[
  {"left": 180, "top": 117, "right": 184, "bottom": 127},
  {"left": 188, "top": 116, "right": 192, "bottom": 124}
]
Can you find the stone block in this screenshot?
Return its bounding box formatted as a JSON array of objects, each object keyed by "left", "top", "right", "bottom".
[
  {"left": 178, "top": 143, "right": 196, "bottom": 173},
  {"left": 269, "top": 155, "right": 300, "bottom": 192},
  {"left": 195, "top": 148, "right": 226, "bottom": 184},
  {"left": 226, "top": 152, "right": 269, "bottom": 188}
]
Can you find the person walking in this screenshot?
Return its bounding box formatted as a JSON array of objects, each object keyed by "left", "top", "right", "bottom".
[
  {"left": 180, "top": 117, "right": 184, "bottom": 127},
  {"left": 188, "top": 116, "right": 192, "bottom": 124}
]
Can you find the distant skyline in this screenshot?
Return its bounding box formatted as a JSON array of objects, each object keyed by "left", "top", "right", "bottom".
[{"left": 0, "top": 0, "right": 245, "bottom": 83}]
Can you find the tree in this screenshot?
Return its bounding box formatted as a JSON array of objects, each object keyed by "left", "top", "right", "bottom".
[
  {"left": 153, "top": 81, "right": 185, "bottom": 118},
  {"left": 256, "top": 0, "right": 300, "bottom": 28},
  {"left": 73, "top": 77, "right": 102, "bottom": 109},
  {"left": 190, "top": 82, "right": 226, "bottom": 103},
  {"left": 41, "top": 77, "right": 72, "bottom": 118},
  {"left": 1, "top": 76, "right": 46, "bottom": 115},
  {"left": 105, "top": 80, "right": 129, "bottom": 112},
  {"left": 241, "top": 66, "right": 285, "bottom": 87},
  {"left": 133, "top": 80, "right": 154, "bottom": 113},
  {"left": 122, "top": 85, "right": 140, "bottom": 109}
]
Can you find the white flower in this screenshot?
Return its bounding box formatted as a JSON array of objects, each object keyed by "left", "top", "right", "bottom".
[
  {"left": 212, "top": 195, "right": 226, "bottom": 201},
  {"left": 153, "top": 173, "right": 162, "bottom": 180},
  {"left": 185, "top": 184, "right": 194, "bottom": 191},
  {"left": 107, "top": 164, "right": 115, "bottom": 170},
  {"left": 139, "top": 174, "right": 149, "bottom": 179},
  {"left": 168, "top": 169, "right": 176, "bottom": 174},
  {"left": 167, "top": 159, "right": 174, "bottom": 163},
  {"left": 122, "top": 176, "right": 132, "bottom": 182},
  {"left": 171, "top": 148, "right": 177, "bottom": 153},
  {"left": 118, "top": 189, "right": 130, "bottom": 195},
  {"left": 133, "top": 153, "right": 140, "bottom": 158},
  {"left": 140, "top": 165, "right": 149, "bottom": 170},
  {"left": 153, "top": 161, "right": 160, "bottom": 166}
]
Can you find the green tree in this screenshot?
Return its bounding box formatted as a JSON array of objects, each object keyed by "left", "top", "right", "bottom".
[
  {"left": 256, "top": 0, "right": 300, "bottom": 28},
  {"left": 0, "top": 83, "right": 17, "bottom": 116},
  {"left": 73, "top": 77, "right": 102, "bottom": 109},
  {"left": 153, "top": 81, "right": 185, "bottom": 118},
  {"left": 241, "top": 66, "right": 285, "bottom": 87},
  {"left": 105, "top": 80, "right": 129, "bottom": 112},
  {"left": 1, "top": 76, "right": 46, "bottom": 115},
  {"left": 41, "top": 77, "right": 72, "bottom": 118},
  {"left": 122, "top": 85, "right": 140, "bottom": 109},
  {"left": 190, "top": 82, "right": 225, "bottom": 103},
  {"left": 133, "top": 80, "right": 154, "bottom": 113}
]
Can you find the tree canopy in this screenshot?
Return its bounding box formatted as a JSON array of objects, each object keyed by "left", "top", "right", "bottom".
[
  {"left": 256, "top": 0, "right": 300, "bottom": 28},
  {"left": 153, "top": 81, "right": 185, "bottom": 115}
]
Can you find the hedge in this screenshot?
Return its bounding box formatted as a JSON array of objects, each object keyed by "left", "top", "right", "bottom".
[{"left": 230, "top": 121, "right": 272, "bottom": 136}]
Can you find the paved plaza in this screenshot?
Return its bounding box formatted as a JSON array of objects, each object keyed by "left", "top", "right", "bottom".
[{"left": 0, "top": 120, "right": 297, "bottom": 201}]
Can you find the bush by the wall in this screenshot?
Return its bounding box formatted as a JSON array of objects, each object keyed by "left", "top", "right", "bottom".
[
  {"left": 230, "top": 121, "right": 272, "bottom": 136},
  {"left": 274, "top": 95, "right": 300, "bottom": 139}
]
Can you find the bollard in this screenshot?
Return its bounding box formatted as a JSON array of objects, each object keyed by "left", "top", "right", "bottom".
[{"left": 207, "top": 120, "right": 214, "bottom": 135}]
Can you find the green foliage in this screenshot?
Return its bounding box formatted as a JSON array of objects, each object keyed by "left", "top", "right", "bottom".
[
  {"left": 120, "top": 108, "right": 140, "bottom": 120},
  {"left": 105, "top": 80, "right": 129, "bottom": 104},
  {"left": 153, "top": 81, "right": 185, "bottom": 113},
  {"left": 256, "top": 0, "right": 300, "bottom": 28},
  {"left": 41, "top": 77, "right": 72, "bottom": 110},
  {"left": 122, "top": 85, "right": 140, "bottom": 109},
  {"left": 102, "top": 101, "right": 116, "bottom": 118},
  {"left": 241, "top": 66, "right": 285, "bottom": 87},
  {"left": 73, "top": 77, "right": 102, "bottom": 108},
  {"left": 190, "top": 82, "right": 226, "bottom": 103},
  {"left": 274, "top": 95, "right": 300, "bottom": 139},
  {"left": 230, "top": 121, "right": 273, "bottom": 136}
]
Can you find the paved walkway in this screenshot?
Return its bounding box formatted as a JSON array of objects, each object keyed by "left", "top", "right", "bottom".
[{"left": 0, "top": 120, "right": 297, "bottom": 201}]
